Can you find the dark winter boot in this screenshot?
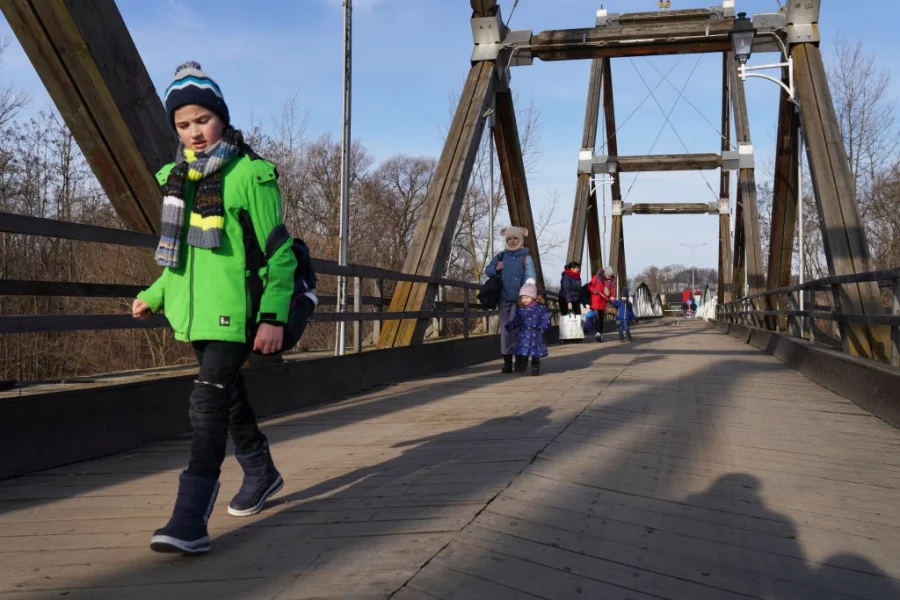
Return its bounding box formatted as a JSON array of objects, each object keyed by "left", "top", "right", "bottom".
[
  {"left": 531, "top": 358, "right": 541, "bottom": 377},
  {"left": 228, "top": 442, "right": 284, "bottom": 517},
  {"left": 515, "top": 355, "right": 528, "bottom": 373},
  {"left": 501, "top": 354, "right": 513, "bottom": 374},
  {"left": 150, "top": 472, "right": 220, "bottom": 555}
]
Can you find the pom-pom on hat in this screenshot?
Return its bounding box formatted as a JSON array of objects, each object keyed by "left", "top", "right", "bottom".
[
  {"left": 164, "top": 61, "right": 230, "bottom": 129},
  {"left": 519, "top": 282, "right": 538, "bottom": 300}
]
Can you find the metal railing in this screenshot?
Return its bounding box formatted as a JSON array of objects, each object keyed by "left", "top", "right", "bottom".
[
  {"left": 716, "top": 267, "right": 900, "bottom": 367},
  {"left": 0, "top": 212, "right": 558, "bottom": 353}
]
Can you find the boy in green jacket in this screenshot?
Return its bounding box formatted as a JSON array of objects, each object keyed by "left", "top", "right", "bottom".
[{"left": 132, "top": 62, "right": 297, "bottom": 555}]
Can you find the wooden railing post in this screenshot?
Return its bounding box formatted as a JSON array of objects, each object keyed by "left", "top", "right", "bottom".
[
  {"left": 463, "top": 291, "right": 470, "bottom": 339},
  {"left": 892, "top": 277, "right": 900, "bottom": 368},
  {"left": 353, "top": 276, "right": 363, "bottom": 354}
]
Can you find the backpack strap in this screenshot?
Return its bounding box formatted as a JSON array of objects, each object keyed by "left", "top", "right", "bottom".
[{"left": 265, "top": 224, "right": 292, "bottom": 259}]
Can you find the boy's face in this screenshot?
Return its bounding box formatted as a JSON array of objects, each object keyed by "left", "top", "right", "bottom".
[
  {"left": 521, "top": 296, "right": 533, "bottom": 305},
  {"left": 620, "top": 296, "right": 626, "bottom": 301}
]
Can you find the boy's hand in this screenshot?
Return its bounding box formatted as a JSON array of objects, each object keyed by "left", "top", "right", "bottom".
[
  {"left": 132, "top": 299, "right": 151, "bottom": 320},
  {"left": 254, "top": 323, "right": 284, "bottom": 355}
]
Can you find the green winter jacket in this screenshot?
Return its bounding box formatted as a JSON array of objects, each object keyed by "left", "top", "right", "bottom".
[{"left": 137, "top": 153, "right": 297, "bottom": 344}]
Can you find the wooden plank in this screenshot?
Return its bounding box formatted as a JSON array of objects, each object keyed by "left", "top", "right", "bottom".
[
  {"left": 0, "top": 212, "right": 157, "bottom": 248},
  {"left": 793, "top": 43, "right": 887, "bottom": 359},
  {"left": 719, "top": 52, "right": 733, "bottom": 304},
  {"left": 0, "top": 280, "right": 143, "bottom": 298},
  {"left": 0, "top": 0, "right": 174, "bottom": 234},
  {"left": 530, "top": 19, "right": 738, "bottom": 61},
  {"left": 585, "top": 190, "right": 603, "bottom": 275},
  {"left": 600, "top": 58, "right": 626, "bottom": 287},
  {"left": 470, "top": 0, "right": 498, "bottom": 17},
  {"left": 377, "top": 62, "right": 495, "bottom": 348},
  {"left": 566, "top": 58, "right": 603, "bottom": 266},
  {"left": 493, "top": 90, "right": 544, "bottom": 288},
  {"left": 728, "top": 55, "right": 765, "bottom": 296},
  {"left": 631, "top": 203, "right": 713, "bottom": 214},
  {"left": 614, "top": 153, "right": 722, "bottom": 172},
  {"left": 767, "top": 80, "right": 801, "bottom": 331},
  {"left": 0, "top": 313, "right": 169, "bottom": 334}
]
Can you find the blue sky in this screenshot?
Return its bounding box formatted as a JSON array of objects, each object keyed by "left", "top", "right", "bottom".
[{"left": 1, "top": 0, "right": 897, "bottom": 280}]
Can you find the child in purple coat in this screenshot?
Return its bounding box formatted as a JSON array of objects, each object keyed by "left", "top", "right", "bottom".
[{"left": 504, "top": 282, "right": 551, "bottom": 376}]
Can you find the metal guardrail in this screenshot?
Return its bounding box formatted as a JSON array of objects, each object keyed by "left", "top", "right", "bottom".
[
  {"left": 716, "top": 267, "right": 900, "bottom": 367},
  {"left": 0, "top": 212, "right": 558, "bottom": 347}
]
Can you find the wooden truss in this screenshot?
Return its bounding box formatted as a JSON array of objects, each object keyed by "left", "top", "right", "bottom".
[{"left": 2, "top": 0, "right": 887, "bottom": 357}]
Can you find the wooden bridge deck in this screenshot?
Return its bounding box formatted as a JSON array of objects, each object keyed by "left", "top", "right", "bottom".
[{"left": 2, "top": 322, "right": 900, "bottom": 599}]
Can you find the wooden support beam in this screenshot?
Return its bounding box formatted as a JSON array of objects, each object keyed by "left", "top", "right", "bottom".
[
  {"left": 718, "top": 52, "right": 733, "bottom": 304},
  {"left": 585, "top": 190, "right": 603, "bottom": 275},
  {"left": 728, "top": 55, "right": 765, "bottom": 296},
  {"left": 1, "top": 0, "right": 175, "bottom": 234},
  {"left": 493, "top": 90, "right": 544, "bottom": 288},
  {"left": 531, "top": 19, "right": 738, "bottom": 62},
  {"left": 794, "top": 43, "right": 887, "bottom": 359},
  {"left": 618, "top": 8, "right": 722, "bottom": 24},
  {"left": 567, "top": 58, "right": 603, "bottom": 266},
  {"left": 631, "top": 203, "right": 713, "bottom": 214},
  {"left": 470, "top": 0, "right": 498, "bottom": 17},
  {"left": 376, "top": 62, "right": 495, "bottom": 348},
  {"left": 612, "top": 153, "right": 722, "bottom": 172},
  {"left": 601, "top": 57, "right": 626, "bottom": 287},
  {"left": 766, "top": 78, "right": 800, "bottom": 331},
  {"left": 732, "top": 181, "right": 746, "bottom": 299}
]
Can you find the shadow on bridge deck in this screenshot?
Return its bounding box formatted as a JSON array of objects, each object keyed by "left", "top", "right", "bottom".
[{"left": 1, "top": 323, "right": 899, "bottom": 599}]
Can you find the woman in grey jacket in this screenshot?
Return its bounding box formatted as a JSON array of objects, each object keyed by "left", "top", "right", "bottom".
[{"left": 485, "top": 226, "right": 537, "bottom": 373}]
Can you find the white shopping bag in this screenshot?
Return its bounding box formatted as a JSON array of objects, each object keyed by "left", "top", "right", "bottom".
[{"left": 559, "top": 313, "right": 585, "bottom": 340}]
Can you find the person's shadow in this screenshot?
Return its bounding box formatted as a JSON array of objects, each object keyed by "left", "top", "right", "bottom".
[{"left": 678, "top": 474, "right": 900, "bottom": 600}]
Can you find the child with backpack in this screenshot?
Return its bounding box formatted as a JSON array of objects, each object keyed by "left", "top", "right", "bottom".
[
  {"left": 504, "top": 282, "right": 551, "bottom": 375},
  {"left": 609, "top": 290, "right": 635, "bottom": 343}
]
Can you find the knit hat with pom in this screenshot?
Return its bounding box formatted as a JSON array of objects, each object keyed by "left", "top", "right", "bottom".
[
  {"left": 519, "top": 282, "right": 538, "bottom": 300},
  {"left": 164, "top": 61, "right": 230, "bottom": 129}
]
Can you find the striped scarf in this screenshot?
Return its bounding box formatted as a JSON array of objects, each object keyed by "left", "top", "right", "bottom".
[{"left": 154, "top": 128, "right": 244, "bottom": 267}]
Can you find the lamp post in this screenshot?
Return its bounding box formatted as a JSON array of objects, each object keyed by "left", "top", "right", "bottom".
[
  {"left": 336, "top": 0, "right": 352, "bottom": 356},
  {"left": 680, "top": 242, "right": 707, "bottom": 293},
  {"left": 729, "top": 11, "right": 805, "bottom": 327}
]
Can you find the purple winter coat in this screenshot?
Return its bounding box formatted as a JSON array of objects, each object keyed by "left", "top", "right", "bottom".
[{"left": 505, "top": 302, "right": 551, "bottom": 358}]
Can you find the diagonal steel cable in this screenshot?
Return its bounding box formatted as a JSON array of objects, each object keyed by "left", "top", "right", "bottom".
[
  {"left": 624, "top": 55, "right": 720, "bottom": 202},
  {"left": 598, "top": 54, "right": 687, "bottom": 153},
  {"left": 645, "top": 58, "right": 737, "bottom": 152}
]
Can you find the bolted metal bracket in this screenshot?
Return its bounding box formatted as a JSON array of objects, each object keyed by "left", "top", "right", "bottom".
[
  {"left": 707, "top": 202, "right": 721, "bottom": 215},
  {"left": 612, "top": 200, "right": 632, "bottom": 216},
  {"left": 722, "top": 143, "right": 755, "bottom": 170},
  {"left": 578, "top": 152, "right": 618, "bottom": 175},
  {"left": 786, "top": 0, "right": 820, "bottom": 45},
  {"left": 717, "top": 197, "right": 731, "bottom": 215},
  {"left": 471, "top": 6, "right": 533, "bottom": 74},
  {"left": 596, "top": 8, "right": 620, "bottom": 27},
  {"left": 721, "top": 0, "right": 735, "bottom": 18}
]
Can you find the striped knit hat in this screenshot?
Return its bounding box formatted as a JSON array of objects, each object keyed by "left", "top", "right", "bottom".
[{"left": 164, "top": 61, "right": 230, "bottom": 129}]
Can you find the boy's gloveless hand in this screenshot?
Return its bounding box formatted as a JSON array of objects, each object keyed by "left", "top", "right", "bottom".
[
  {"left": 132, "top": 298, "right": 151, "bottom": 320},
  {"left": 254, "top": 322, "right": 284, "bottom": 355}
]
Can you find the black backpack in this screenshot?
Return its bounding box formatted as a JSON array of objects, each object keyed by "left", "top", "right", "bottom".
[
  {"left": 240, "top": 213, "right": 317, "bottom": 351},
  {"left": 477, "top": 252, "right": 526, "bottom": 310}
]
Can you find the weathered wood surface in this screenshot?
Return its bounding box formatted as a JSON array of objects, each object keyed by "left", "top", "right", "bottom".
[
  {"left": 493, "top": 91, "right": 544, "bottom": 288},
  {"left": 0, "top": 0, "right": 174, "bottom": 235},
  {"left": 531, "top": 19, "right": 737, "bottom": 61},
  {"left": 631, "top": 203, "right": 713, "bottom": 215},
  {"left": 728, "top": 56, "right": 765, "bottom": 297},
  {"left": 3, "top": 324, "right": 898, "bottom": 598},
  {"left": 767, "top": 80, "right": 801, "bottom": 331},
  {"left": 718, "top": 52, "right": 733, "bottom": 305},
  {"left": 566, "top": 58, "right": 603, "bottom": 267},
  {"left": 377, "top": 61, "right": 494, "bottom": 348},
  {"left": 794, "top": 43, "right": 887, "bottom": 359},
  {"left": 601, "top": 58, "right": 626, "bottom": 285},
  {"left": 614, "top": 153, "right": 722, "bottom": 172}
]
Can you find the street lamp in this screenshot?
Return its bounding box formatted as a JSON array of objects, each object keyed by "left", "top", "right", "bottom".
[
  {"left": 729, "top": 11, "right": 806, "bottom": 329},
  {"left": 680, "top": 242, "right": 707, "bottom": 293},
  {"left": 728, "top": 12, "right": 795, "bottom": 102}
]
